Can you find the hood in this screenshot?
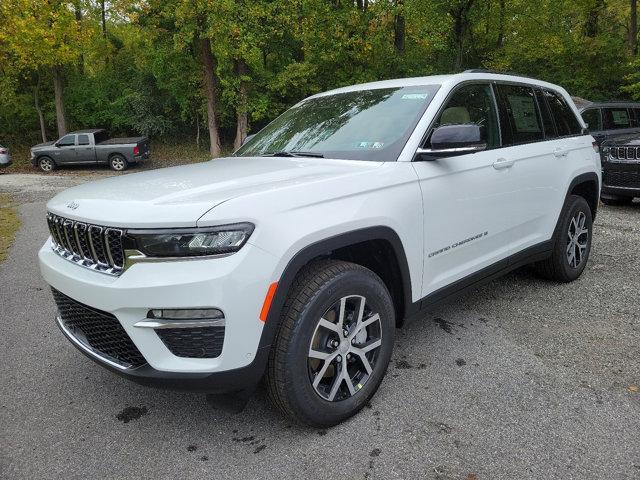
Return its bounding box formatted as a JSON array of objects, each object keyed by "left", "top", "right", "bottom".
[
  {"left": 32, "top": 141, "right": 56, "bottom": 149},
  {"left": 46, "top": 156, "right": 383, "bottom": 228},
  {"left": 602, "top": 135, "right": 640, "bottom": 147}
]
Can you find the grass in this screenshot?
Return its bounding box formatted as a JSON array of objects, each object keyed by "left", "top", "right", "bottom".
[
  {"left": 1, "top": 141, "right": 219, "bottom": 174},
  {"left": 0, "top": 194, "right": 20, "bottom": 263}
]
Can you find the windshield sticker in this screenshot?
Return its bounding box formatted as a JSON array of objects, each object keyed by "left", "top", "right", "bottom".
[
  {"left": 401, "top": 93, "right": 430, "bottom": 100},
  {"left": 357, "top": 141, "right": 385, "bottom": 149}
]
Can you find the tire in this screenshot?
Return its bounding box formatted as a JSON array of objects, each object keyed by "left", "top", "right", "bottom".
[
  {"left": 534, "top": 195, "right": 593, "bottom": 282},
  {"left": 601, "top": 195, "right": 633, "bottom": 206},
  {"left": 109, "top": 154, "right": 128, "bottom": 171},
  {"left": 38, "top": 156, "right": 56, "bottom": 173},
  {"left": 266, "top": 259, "right": 395, "bottom": 428}
]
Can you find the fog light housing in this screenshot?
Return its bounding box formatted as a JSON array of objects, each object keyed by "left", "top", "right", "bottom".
[{"left": 148, "top": 308, "right": 224, "bottom": 320}]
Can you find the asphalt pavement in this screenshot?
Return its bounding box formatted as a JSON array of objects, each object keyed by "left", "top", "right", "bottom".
[{"left": 1, "top": 174, "right": 638, "bottom": 479}]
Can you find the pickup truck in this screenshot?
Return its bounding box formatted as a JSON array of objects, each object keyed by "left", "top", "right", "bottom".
[
  {"left": 39, "top": 72, "right": 600, "bottom": 427},
  {"left": 31, "top": 129, "right": 150, "bottom": 172}
]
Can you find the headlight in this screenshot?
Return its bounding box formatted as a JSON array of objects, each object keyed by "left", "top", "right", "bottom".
[{"left": 125, "top": 223, "right": 254, "bottom": 257}]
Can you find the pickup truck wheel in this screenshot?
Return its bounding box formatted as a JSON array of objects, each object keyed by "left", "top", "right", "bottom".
[
  {"left": 535, "top": 195, "right": 592, "bottom": 282},
  {"left": 109, "top": 154, "right": 128, "bottom": 171},
  {"left": 266, "top": 259, "right": 395, "bottom": 428},
  {"left": 38, "top": 156, "right": 55, "bottom": 172}
]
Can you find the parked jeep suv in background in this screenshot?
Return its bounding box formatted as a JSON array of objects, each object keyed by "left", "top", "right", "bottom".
[
  {"left": 39, "top": 72, "right": 600, "bottom": 427},
  {"left": 579, "top": 103, "right": 640, "bottom": 205},
  {"left": 31, "top": 129, "right": 150, "bottom": 172}
]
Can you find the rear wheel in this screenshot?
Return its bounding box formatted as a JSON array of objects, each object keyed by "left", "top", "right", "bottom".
[
  {"left": 109, "top": 154, "right": 128, "bottom": 171},
  {"left": 38, "top": 156, "right": 55, "bottom": 172},
  {"left": 266, "top": 260, "right": 395, "bottom": 427},
  {"left": 601, "top": 195, "right": 633, "bottom": 206},
  {"left": 535, "top": 195, "right": 593, "bottom": 282}
]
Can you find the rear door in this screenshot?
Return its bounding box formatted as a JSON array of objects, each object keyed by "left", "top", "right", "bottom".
[
  {"left": 75, "top": 134, "right": 96, "bottom": 163},
  {"left": 490, "top": 83, "right": 566, "bottom": 253}
]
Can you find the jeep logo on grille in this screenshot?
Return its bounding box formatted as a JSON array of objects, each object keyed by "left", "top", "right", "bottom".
[{"left": 66, "top": 201, "right": 79, "bottom": 210}]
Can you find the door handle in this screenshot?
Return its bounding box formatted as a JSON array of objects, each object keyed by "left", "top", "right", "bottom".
[
  {"left": 492, "top": 157, "right": 514, "bottom": 170},
  {"left": 553, "top": 147, "right": 569, "bottom": 158}
]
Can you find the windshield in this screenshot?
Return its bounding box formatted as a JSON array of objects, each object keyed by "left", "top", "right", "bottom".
[{"left": 234, "top": 85, "right": 440, "bottom": 161}]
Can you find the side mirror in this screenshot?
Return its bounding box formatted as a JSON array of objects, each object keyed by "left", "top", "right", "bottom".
[
  {"left": 416, "top": 124, "right": 487, "bottom": 160},
  {"left": 242, "top": 134, "right": 255, "bottom": 146},
  {"left": 54, "top": 142, "right": 60, "bottom": 147}
]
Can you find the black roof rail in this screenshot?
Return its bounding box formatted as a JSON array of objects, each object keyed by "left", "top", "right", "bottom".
[{"left": 462, "top": 68, "right": 526, "bottom": 77}]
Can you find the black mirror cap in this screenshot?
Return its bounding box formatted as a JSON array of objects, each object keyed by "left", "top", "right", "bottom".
[{"left": 431, "top": 123, "right": 484, "bottom": 150}]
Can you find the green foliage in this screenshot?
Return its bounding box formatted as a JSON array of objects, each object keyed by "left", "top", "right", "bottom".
[{"left": 0, "top": 0, "right": 638, "bottom": 147}]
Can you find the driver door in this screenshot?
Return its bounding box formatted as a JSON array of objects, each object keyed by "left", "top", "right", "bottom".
[
  {"left": 53, "top": 134, "right": 77, "bottom": 165},
  {"left": 411, "top": 82, "right": 518, "bottom": 298}
]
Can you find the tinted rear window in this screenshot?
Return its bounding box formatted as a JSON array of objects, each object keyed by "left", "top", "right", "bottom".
[
  {"left": 603, "top": 108, "right": 631, "bottom": 130},
  {"left": 544, "top": 90, "right": 582, "bottom": 136},
  {"left": 535, "top": 89, "right": 557, "bottom": 138},
  {"left": 77, "top": 134, "right": 90, "bottom": 145},
  {"left": 496, "top": 84, "right": 544, "bottom": 145}
]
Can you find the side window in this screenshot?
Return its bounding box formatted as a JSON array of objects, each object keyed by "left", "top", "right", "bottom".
[
  {"left": 77, "top": 134, "right": 90, "bottom": 145},
  {"left": 544, "top": 90, "right": 582, "bottom": 136},
  {"left": 603, "top": 108, "right": 631, "bottom": 130},
  {"left": 432, "top": 83, "right": 500, "bottom": 148},
  {"left": 581, "top": 108, "right": 602, "bottom": 132},
  {"left": 534, "top": 89, "right": 557, "bottom": 138},
  {"left": 634, "top": 108, "right": 640, "bottom": 127},
  {"left": 57, "top": 135, "right": 75, "bottom": 146},
  {"left": 496, "top": 84, "right": 544, "bottom": 145}
]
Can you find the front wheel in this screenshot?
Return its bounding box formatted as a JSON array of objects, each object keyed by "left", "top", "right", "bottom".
[
  {"left": 109, "top": 154, "right": 128, "bottom": 171},
  {"left": 38, "top": 156, "right": 55, "bottom": 172},
  {"left": 534, "top": 195, "right": 593, "bottom": 282},
  {"left": 266, "top": 260, "right": 395, "bottom": 428}
]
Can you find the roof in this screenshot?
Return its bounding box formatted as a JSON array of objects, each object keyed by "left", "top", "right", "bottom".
[
  {"left": 578, "top": 101, "right": 640, "bottom": 110},
  {"left": 70, "top": 129, "right": 105, "bottom": 134},
  {"left": 309, "top": 72, "right": 567, "bottom": 100}
]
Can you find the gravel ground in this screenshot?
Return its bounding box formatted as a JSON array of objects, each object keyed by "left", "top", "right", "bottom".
[{"left": 1, "top": 175, "right": 638, "bottom": 480}]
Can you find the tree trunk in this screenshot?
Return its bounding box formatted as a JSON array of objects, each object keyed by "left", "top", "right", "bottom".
[
  {"left": 496, "top": 0, "right": 505, "bottom": 47},
  {"left": 34, "top": 74, "right": 47, "bottom": 143},
  {"left": 394, "top": 0, "right": 405, "bottom": 53},
  {"left": 584, "top": 0, "right": 604, "bottom": 38},
  {"left": 101, "top": 0, "right": 107, "bottom": 37},
  {"left": 74, "top": 2, "right": 84, "bottom": 73},
  {"left": 233, "top": 59, "right": 250, "bottom": 150},
  {"left": 195, "top": 109, "right": 200, "bottom": 148},
  {"left": 199, "top": 38, "right": 222, "bottom": 157},
  {"left": 52, "top": 67, "right": 67, "bottom": 137},
  {"left": 631, "top": 0, "right": 638, "bottom": 55}
]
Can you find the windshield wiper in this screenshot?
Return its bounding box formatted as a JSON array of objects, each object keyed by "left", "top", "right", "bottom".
[{"left": 261, "top": 151, "right": 324, "bottom": 158}]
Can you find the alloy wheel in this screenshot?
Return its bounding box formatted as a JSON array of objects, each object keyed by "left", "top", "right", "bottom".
[
  {"left": 111, "top": 156, "right": 125, "bottom": 171},
  {"left": 40, "top": 158, "right": 53, "bottom": 172},
  {"left": 307, "top": 295, "right": 382, "bottom": 402},
  {"left": 566, "top": 211, "right": 589, "bottom": 268}
]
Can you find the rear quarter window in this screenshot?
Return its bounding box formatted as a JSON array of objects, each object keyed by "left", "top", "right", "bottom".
[{"left": 543, "top": 90, "right": 582, "bottom": 136}]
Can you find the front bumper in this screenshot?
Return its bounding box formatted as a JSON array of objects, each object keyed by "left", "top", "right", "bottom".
[
  {"left": 602, "top": 159, "right": 640, "bottom": 198},
  {"left": 39, "top": 238, "right": 278, "bottom": 393}
]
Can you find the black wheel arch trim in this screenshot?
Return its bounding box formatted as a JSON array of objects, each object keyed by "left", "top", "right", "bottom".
[
  {"left": 260, "top": 226, "right": 415, "bottom": 351},
  {"left": 566, "top": 171, "right": 600, "bottom": 220}
]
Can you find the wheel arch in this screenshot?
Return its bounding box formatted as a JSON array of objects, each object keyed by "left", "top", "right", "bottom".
[
  {"left": 567, "top": 172, "right": 600, "bottom": 220},
  {"left": 259, "top": 226, "right": 415, "bottom": 351}
]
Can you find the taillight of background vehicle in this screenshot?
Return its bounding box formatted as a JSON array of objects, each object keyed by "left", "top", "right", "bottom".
[{"left": 133, "top": 146, "right": 140, "bottom": 155}]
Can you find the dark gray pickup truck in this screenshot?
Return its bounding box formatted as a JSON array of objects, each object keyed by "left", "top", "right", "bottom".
[{"left": 31, "top": 129, "right": 150, "bottom": 172}]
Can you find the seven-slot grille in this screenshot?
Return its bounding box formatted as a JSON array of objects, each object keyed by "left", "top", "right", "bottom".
[
  {"left": 608, "top": 146, "right": 640, "bottom": 162},
  {"left": 52, "top": 288, "right": 146, "bottom": 369},
  {"left": 47, "top": 213, "right": 125, "bottom": 275}
]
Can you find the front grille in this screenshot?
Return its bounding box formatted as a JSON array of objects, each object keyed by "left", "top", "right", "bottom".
[
  {"left": 156, "top": 327, "right": 225, "bottom": 359},
  {"left": 603, "top": 168, "right": 640, "bottom": 189},
  {"left": 47, "top": 213, "right": 124, "bottom": 275},
  {"left": 52, "top": 288, "right": 146, "bottom": 369},
  {"left": 609, "top": 146, "right": 640, "bottom": 162}
]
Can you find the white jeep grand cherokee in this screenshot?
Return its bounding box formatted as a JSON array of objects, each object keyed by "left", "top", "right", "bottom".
[{"left": 40, "top": 71, "right": 601, "bottom": 427}]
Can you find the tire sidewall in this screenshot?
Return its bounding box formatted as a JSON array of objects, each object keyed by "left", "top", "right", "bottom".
[
  {"left": 282, "top": 268, "right": 395, "bottom": 426},
  {"left": 556, "top": 195, "right": 593, "bottom": 280},
  {"left": 110, "top": 155, "right": 127, "bottom": 171},
  {"left": 39, "top": 157, "right": 55, "bottom": 172}
]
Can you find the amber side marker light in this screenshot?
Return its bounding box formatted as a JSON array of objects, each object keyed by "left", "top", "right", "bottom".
[{"left": 260, "top": 282, "right": 278, "bottom": 322}]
